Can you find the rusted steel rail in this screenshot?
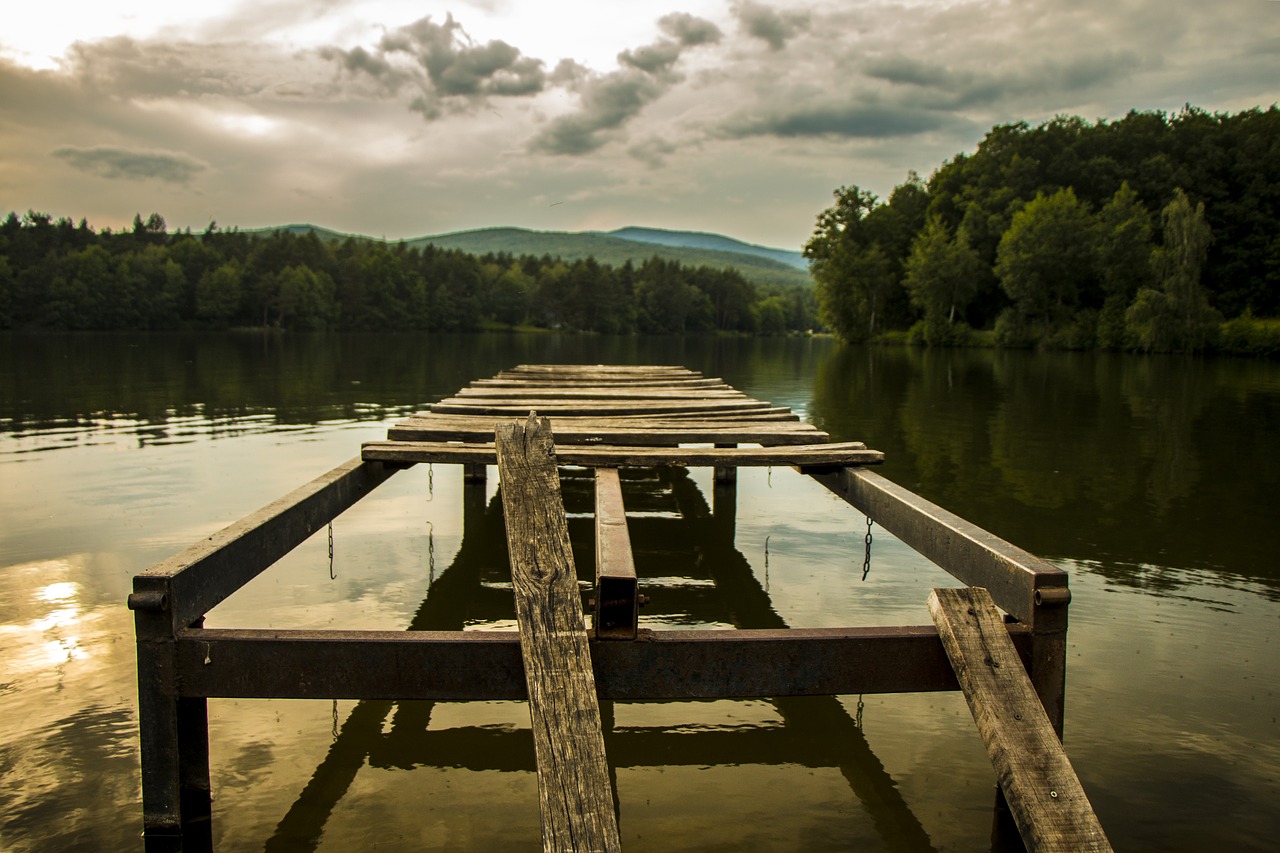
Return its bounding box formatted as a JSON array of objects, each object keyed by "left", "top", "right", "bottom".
[{"left": 131, "top": 363, "right": 1104, "bottom": 852}]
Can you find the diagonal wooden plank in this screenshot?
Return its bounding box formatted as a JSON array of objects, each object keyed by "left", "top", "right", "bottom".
[
  {"left": 928, "top": 587, "right": 1111, "bottom": 853},
  {"left": 495, "top": 415, "right": 622, "bottom": 853}
]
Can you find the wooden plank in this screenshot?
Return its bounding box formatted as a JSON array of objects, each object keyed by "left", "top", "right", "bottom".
[
  {"left": 928, "top": 588, "right": 1111, "bottom": 853},
  {"left": 472, "top": 377, "right": 730, "bottom": 389},
  {"left": 495, "top": 415, "right": 621, "bottom": 853},
  {"left": 173, "top": 626, "right": 1033, "bottom": 699},
  {"left": 455, "top": 387, "right": 750, "bottom": 399},
  {"left": 388, "top": 419, "right": 828, "bottom": 447},
  {"left": 364, "top": 440, "right": 881, "bottom": 467},
  {"left": 432, "top": 398, "right": 775, "bottom": 416},
  {"left": 806, "top": 466, "right": 1065, "bottom": 625},
  {"left": 594, "top": 468, "right": 638, "bottom": 640},
  {"left": 402, "top": 408, "right": 802, "bottom": 423}
]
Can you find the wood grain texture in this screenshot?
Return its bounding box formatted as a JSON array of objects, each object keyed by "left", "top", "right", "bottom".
[
  {"left": 365, "top": 440, "right": 881, "bottom": 467},
  {"left": 593, "top": 468, "right": 637, "bottom": 640},
  {"left": 928, "top": 588, "right": 1111, "bottom": 853},
  {"left": 495, "top": 415, "right": 621, "bottom": 853}
]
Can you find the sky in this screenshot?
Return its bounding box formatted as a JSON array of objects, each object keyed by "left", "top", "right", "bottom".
[{"left": 1, "top": 1, "right": 1277, "bottom": 250}]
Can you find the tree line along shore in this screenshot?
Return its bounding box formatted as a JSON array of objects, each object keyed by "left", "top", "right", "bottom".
[
  {"left": 805, "top": 105, "right": 1279, "bottom": 356},
  {"left": 2, "top": 106, "right": 1276, "bottom": 355},
  {"left": 0, "top": 214, "right": 816, "bottom": 336}
]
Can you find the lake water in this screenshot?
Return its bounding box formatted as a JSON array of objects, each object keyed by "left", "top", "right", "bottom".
[{"left": 1, "top": 332, "right": 1277, "bottom": 851}]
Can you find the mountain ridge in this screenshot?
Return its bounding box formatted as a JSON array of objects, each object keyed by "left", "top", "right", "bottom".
[{"left": 260, "top": 223, "right": 812, "bottom": 289}]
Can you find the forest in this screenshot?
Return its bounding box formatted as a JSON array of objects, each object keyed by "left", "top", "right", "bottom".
[
  {"left": 0, "top": 214, "right": 816, "bottom": 335},
  {"left": 805, "top": 105, "right": 1280, "bottom": 355}
]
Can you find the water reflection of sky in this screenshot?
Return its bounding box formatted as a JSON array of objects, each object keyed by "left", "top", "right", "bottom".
[{"left": 1, "top": 337, "right": 1278, "bottom": 851}]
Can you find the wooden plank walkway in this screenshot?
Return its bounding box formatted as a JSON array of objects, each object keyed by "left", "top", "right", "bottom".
[{"left": 368, "top": 363, "right": 881, "bottom": 467}]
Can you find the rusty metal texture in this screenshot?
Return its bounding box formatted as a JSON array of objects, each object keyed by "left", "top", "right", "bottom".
[{"left": 174, "top": 626, "right": 1032, "bottom": 701}]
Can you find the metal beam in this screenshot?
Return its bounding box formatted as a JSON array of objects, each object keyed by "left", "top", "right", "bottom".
[
  {"left": 174, "top": 626, "right": 1032, "bottom": 700},
  {"left": 803, "top": 466, "right": 1067, "bottom": 625},
  {"left": 133, "top": 458, "right": 402, "bottom": 631}
]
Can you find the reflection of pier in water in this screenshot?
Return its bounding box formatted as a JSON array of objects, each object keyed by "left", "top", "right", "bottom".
[{"left": 269, "top": 466, "right": 933, "bottom": 852}]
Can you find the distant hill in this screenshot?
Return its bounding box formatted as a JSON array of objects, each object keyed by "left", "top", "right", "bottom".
[
  {"left": 601, "top": 226, "right": 807, "bottom": 271},
  {"left": 407, "top": 227, "right": 812, "bottom": 289},
  {"left": 255, "top": 224, "right": 812, "bottom": 289}
]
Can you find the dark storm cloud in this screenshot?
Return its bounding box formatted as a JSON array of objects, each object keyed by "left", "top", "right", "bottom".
[
  {"left": 722, "top": 101, "right": 952, "bottom": 139},
  {"left": 862, "top": 50, "right": 1148, "bottom": 111},
  {"left": 530, "top": 12, "right": 721, "bottom": 156},
  {"left": 51, "top": 145, "right": 207, "bottom": 184},
  {"left": 732, "top": 1, "right": 810, "bottom": 51},
  {"left": 322, "top": 13, "right": 545, "bottom": 117},
  {"left": 531, "top": 70, "right": 664, "bottom": 155}
]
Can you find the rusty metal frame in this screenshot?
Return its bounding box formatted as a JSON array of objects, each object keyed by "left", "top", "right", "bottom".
[{"left": 132, "top": 452, "right": 1072, "bottom": 848}]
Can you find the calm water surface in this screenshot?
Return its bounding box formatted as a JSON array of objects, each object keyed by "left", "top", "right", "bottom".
[{"left": 1, "top": 332, "right": 1277, "bottom": 851}]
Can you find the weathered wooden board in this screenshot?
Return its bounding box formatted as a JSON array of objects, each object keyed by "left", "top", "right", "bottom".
[
  {"left": 388, "top": 418, "right": 828, "bottom": 446},
  {"left": 473, "top": 377, "right": 730, "bottom": 389},
  {"left": 594, "top": 468, "right": 638, "bottom": 640},
  {"left": 455, "top": 387, "right": 750, "bottom": 400},
  {"left": 364, "top": 440, "right": 881, "bottom": 467},
  {"left": 432, "top": 399, "right": 777, "bottom": 416},
  {"left": 495, "top": 415, "right": 622, "bottom": 853},
  {"left": 929, "top": 588, "right": 1111, "bottom": 853}
]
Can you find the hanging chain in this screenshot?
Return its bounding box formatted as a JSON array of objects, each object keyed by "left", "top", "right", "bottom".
[
  {"left": 861, "top": 516, "right": 873, "bottom": 581},
  {"left": 328, "top": 521, "right": 336, "bottom": 580},
  {"left": 426, "top": 463, "right": 434, "bottom": 502},
  {"left": 331, "top": 699, "right": 339, "bottom": 741},
  {"left": 767, "top": 465, "right": 772, "bottom": 488},
  {"left": 426, "top": 520, "right": 435, "bottom": 586},
  {"left": 855, "top": 695, "right": 865, "bottom": 729}
]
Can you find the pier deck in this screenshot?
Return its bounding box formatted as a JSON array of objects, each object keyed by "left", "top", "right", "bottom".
[{"left": 130, "top": 364, "right": 1108, "bottom": 852}]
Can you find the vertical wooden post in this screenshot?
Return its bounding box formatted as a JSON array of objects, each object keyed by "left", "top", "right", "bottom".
[
  {"left": 463, "top": 462, "right": 487, "bottom": 483},
  {"left": 713, "top": 442, "right": 737, "bottom": 483}
]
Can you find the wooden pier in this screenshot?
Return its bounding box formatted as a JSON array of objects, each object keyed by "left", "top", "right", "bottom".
[{"left": 130, "top": 364, "right": 1109, "bottom": 852}]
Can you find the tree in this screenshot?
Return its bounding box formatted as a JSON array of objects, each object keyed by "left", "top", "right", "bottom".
[
  {"left": 490, "top": 262, "right": 532, "bottom": 327},
  {"left": 1095, "top": 182, "right": 1154, "bottom": 348},
  {"left": 278, "top": 264, "right": 338, "bottom": 330},
  {"left": 1126, "top": 188, "right": 1221, "bottom": 352},
  {"left": 196, "top": 261, "right": 243, "bottom": 327},
  {"left": 902, "top": 215, "right": 983, "bottom": 344},
  {"left": 994, "top": 188, "right": 1098, "bottom": 344},
  {"left": 805, "top": 185, "right": 898, "bottom": 342}
]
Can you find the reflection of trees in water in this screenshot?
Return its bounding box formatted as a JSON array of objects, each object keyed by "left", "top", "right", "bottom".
[
  {"left": 810, "top": 344, "right": 1280, "bottom": 592},
  {"left": 1, "top": 332, "right": 833, "bottom": 440}
]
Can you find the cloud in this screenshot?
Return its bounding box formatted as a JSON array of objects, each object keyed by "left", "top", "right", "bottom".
[
  {"left": 732, "top": 2, "right": 810, "bottom": 51},
  {"left": 722, "top": 101, "right": 953, "bottom": 140},
  {"left": 531, "top": 70, "right": 664, "bottom": 155},
  {"left": 530, "top": 13, "right": 721, "bottom": 156},
  {"left": 323, "top": 13, "right": 545, "bottom": 118},
  {"left": 658, "top": 12, "right": 724, "bottom": 47},
  {"left": 51, "top": 146, "right": 207, "bottom": 184},
  {"left": 862, "top": 50, "right": 1149, "bottom": 111}
]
